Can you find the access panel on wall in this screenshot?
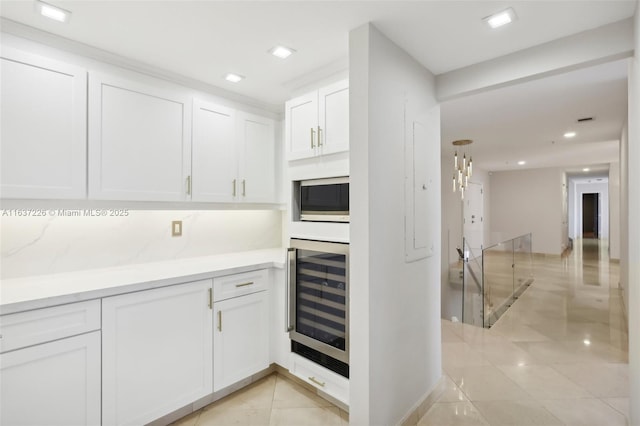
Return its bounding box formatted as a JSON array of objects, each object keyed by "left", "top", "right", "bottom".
[{"left": 404, "top": 104, "right": 440, "bottom": 262}]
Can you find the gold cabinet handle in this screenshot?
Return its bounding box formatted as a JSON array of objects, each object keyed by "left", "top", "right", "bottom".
[
  {"left": 310, "top": 128, "right": 316, "bottom": 148},
  {"left": 308, "top": 376, "right": 325, "bottom": 387},
  {"left": 242, "top": 179, "right": 246, "bottom": 196},
  {"left": 208, "top": 288, "right": 212, "bottom": 309},
  {"left": 232, "top": 179, "right": 237, "bottom": 197},
  {"left": 235, "top": 281, "right": 254, "bottom": 288},
  {"left": 186, "top": 175, "right": 192, "bottom": 195},
  {"left": 317, "top": 126, "right": 322, "bottom": 146},
  {"left": 217, "top": 310, "right": 222, "bottom": 332}
]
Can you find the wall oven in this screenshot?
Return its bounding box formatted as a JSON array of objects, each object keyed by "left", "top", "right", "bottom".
[{"left": 288, "top": 238, "right": 349, "bottom": 378}]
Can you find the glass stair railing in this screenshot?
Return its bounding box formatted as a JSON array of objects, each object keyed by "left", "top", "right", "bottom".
[{"left": 461, "top": 233, "right": 534, "bottom": 328}]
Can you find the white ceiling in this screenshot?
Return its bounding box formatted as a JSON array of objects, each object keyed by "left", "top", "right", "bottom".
[
  {"left": 441, "top": 59, "right": 629, "bottom": 173},
  {"left": 0, "top": 1, "right": 636, "bottom": 174},
  {"left": 0, "top": 1, "right": 635, "bottom": 106}
]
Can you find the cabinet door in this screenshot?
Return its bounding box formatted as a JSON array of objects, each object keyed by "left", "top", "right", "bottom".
[
  {"left": 285, "top": 91, "right": 318, "bottom": 161},
  {"left": 213, "top": 291, "right": 269, "bottom": 391},
  {"left": 318, "top": 80, "right": 349, "bottom": 156},
  {"left": 0, "top": 48, "right": 87, "bottom": 199},
  {"left": 88, "top": 72, "right": 191, "bottom": 201},
  {"left": 192, "top": 99, "right": 238, "bottom": 202},
  {"left": 238, "top": 112, "right": 276, "bottom": 203},
  {"left": 0, "top": 331, "right": 101, "bottom": 426},
  {"left": 102, "top": 280, "right": 213, "bottom": 426}
]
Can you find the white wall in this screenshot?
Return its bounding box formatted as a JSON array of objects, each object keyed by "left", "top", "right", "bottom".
[
  {"left": 489, "top": 167, "right": 565, "bottom": 255},
  {"left": 621, "top": 129, "right": 629, "bottom": 310},
  {"left": 626, "top": 2, "right": 640, "bottom": 424},
  {"left": 441, "top": 163, "right": 463, "bottom": 322},
  {"left": 610, "top": 162, "right": 621, "bottom": 260},
  {"left": 350, "top": 23, "right": 441, "bottom": 426},
  {"left": 440, "top": 165, "right": 490, "bottom": 321},
  {"left": 0, "top": 210, "right": 283, "bottom": 279}
]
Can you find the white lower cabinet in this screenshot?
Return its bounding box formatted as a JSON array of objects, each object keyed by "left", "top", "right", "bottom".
[
  {"left": 0, "top": 331, "right": 101, "bottom": 426},
  {"left": 290, "top": 353, "right": 349, "bottom": 405},
  {"left": 213, "top": 290, "right": 269, "bottom": 391},
  {"left": 101, "top": 280, "right": 213, "bottom": 426}
]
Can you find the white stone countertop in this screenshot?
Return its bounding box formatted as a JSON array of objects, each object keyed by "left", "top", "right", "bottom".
[{"left": 0, "top": 248, "right": 286, "bottom": 315}]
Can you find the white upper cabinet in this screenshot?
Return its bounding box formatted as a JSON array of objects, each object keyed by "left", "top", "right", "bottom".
[
  {"left": 0, "top": 48, "right": 87, "bottom": 199},
  {"left": 192, "top": 100, "right": 238, "bottom": 202},
  {"left": 88, "top": 72, "right": 191, "bottom": 201},
  {"left": 192, "top": 99, "right": 276, "bottom": 203},
  {"left": 238, "top": 112, "right": 276, "bottom": 203},
  {"left": 285, "top": 91, "right": 318, "bottom": 161},
  {"left": 285, "top": 79, "right": 348, "bottom": 161},
  {"left": 318, "top": 80, "right": 350, "bottom": 156}
]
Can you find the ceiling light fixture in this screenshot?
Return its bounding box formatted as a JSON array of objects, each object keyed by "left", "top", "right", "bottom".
[
  {"left": 35, "top": 0, "right": 71, "bottom": 23},
  {"left": 564, "top": 131, "right": 577, "bottom": 138},
  {"left": 517, "top": 161, "right": 526, "bottom": 166},
  {"left": 452, "top": 139, "right": 473, "bottom": 200},
  {"left": 583, "top": 168, "right": 590, "bottom": 172},
  {"left": 224, "top": 73, "right": 244, "bottom": 83},
  {"left": 484, "top": 8, "right": 517, "bottom": 29},
  {"left": 269, "top": 45, "right": 295, "bottom": 59}
]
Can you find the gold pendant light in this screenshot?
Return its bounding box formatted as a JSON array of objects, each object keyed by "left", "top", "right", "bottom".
[{"left": 452, "top": 139, "right": 473, "bottom": 200}]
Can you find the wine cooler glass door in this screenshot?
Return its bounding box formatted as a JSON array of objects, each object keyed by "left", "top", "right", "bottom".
[{"left": 289, "top": 240, "right": 349, "bottom": 363}]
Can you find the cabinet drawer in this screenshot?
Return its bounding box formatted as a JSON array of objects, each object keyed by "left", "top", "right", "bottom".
[
  {"left": 0, "top": 300, "right": 100, "bottom": 353},
  {"left": 213, "top": 269, "right": 268, "bottom": 302},
  {"left": 290, "top": 353, "right": 349, "bottom": 405}
]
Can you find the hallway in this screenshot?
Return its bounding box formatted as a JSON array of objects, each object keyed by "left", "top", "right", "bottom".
[{"left": 425, "top": 239, "right": 629, "bottom": 425}]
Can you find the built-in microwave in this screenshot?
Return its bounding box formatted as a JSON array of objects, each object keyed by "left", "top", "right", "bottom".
[{"left": 299, "top": 177, "right": 349, "bottom": 223}]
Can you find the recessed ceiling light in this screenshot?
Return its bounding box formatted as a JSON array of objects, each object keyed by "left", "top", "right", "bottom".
[
  {"left": 35, "top": 0, "right": 71, "bottom": 23},
  {"left": 224, "top": 73, "right": 244, "bottom": 83},
  {"left": 269, "top": 45, "right": 295, "bottom": 59},
  {"left": 564, "top": 131, "right": 577, "bottom": 138},
  {"left": 583, "top": 168, "right": 590, "bottom": 172},
  {"left": 517, "top": 161, "right": 526, "bottom": 166},
  {"left": 484, "top": 8, "right": 517, "bottom": 29}
]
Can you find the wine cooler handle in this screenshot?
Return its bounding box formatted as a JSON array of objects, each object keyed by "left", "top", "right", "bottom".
[{"left": 286, "top": 247, "right": 296, "bottom": 333}]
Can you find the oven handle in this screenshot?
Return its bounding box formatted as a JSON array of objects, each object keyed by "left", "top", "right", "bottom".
[{"left": 286, "top": 247, "right": 296, "bottom": 333}]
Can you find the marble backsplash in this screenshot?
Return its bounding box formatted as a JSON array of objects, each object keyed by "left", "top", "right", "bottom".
[{"left": 1, "top": 210, "right": 283, "bottom": 279}]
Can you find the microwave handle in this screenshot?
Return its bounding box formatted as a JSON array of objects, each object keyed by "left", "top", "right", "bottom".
[{"left": 286, "top": 248, "right": 296, "bottom": 332}]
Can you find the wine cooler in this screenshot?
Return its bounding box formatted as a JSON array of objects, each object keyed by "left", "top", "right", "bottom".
[{"left": 288, "top": 239, "right": 349, "bottom": 378}]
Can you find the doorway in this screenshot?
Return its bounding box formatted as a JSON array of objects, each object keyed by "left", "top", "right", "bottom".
[
  {"left": 463, "top": 182, "right": 484, "bottom": 258},
  {"left": 582, "top": 193, "right": 599, "bottom": 238}
]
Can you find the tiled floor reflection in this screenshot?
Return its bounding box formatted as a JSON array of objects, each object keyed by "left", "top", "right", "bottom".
[
  {"left": 422, "top": 238, "right": 629, "bottom": 426},
  {"left": 171, "top": 373, "right": 348, "bottom": 426},
  {"left": 172, "top": 239, "right": 628, "bottom": 426}
]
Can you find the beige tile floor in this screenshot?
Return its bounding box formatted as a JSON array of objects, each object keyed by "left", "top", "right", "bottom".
[
  {"left": 172, "top": 238, "right": 628, "bottom": 426},
  {"left": 422, "top": 238, "right": 629, "bottom": 426},
  {"left": 171, "top": 373, "right": 349, "bottom": 426}
]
